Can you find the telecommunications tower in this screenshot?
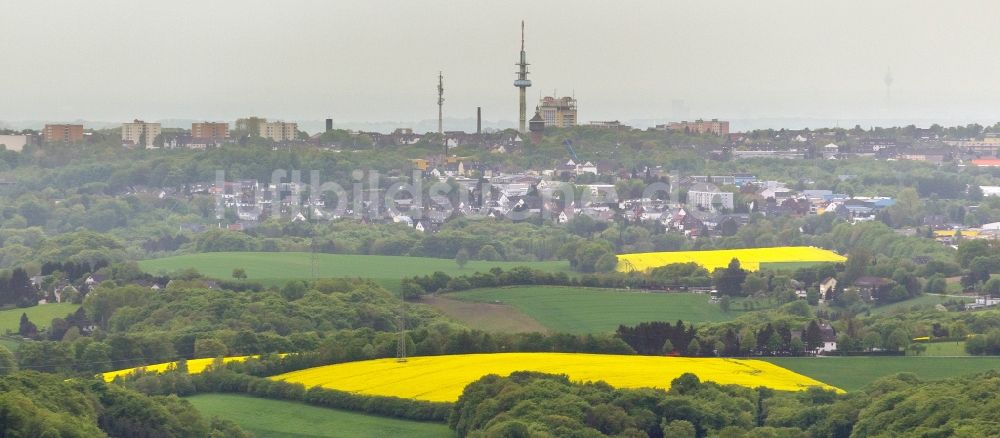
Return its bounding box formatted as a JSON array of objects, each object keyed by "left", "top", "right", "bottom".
[
  {"left": 514, "top": 21, "right": 532, "bottom": 133},
  {"left": 437, "top": 71, "right": 444, "bottom": 136},
  {"left": 396, "top": 290, "right": 407, "bottom": 362}
]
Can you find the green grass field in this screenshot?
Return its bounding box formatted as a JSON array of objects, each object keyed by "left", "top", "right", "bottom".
[
  {"left": 446, "top": 286, "right": 731, "bottom": 334},
  {"left": 868, "top": 293, "right": 972, "bottom": 315},
  {"left": 765, "top": 357, "right": 1000, "bottom": 391},
  {"left": 0, "top": 337, "right": 21, "bottom": 352},
  {"left": 0, "top": 303, "right": 80, "bottom": 335},
  {"left": 759, "top": 261, "right": 834, "bottom": 271},
  {"left": 139, "top": 252, "right": 571, "bottom": 291},
  {"left": 185, "top": 394, "right": 452, "bottom": 438},
  {"left": 915, "top": 341, "right": 968, "bottom": 356}
]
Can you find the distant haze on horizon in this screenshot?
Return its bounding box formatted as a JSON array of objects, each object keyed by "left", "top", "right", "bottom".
[{"left": 4, "top": 0, "right": 1000, "bottom": 132}]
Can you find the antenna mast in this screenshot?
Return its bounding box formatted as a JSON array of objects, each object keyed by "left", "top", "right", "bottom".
[
  {"left": 438, "top": 71, "right": 446, "bottom": 155},
  {"left": 437, "top": 71, "right": 444, "bottom": 135},
  {"left": 309, "top": 204, "right": 318, "bottom": 280},
  {"left": 514, "top": 20, "right": 532, "bottom": 133},
  {"left": 396, "top": 289, "right": 407, "bottom": 362}
]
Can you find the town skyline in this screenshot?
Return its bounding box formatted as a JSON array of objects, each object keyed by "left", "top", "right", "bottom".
[{"left": 4, "top": 0, "right": 1000, "bottom": 129}]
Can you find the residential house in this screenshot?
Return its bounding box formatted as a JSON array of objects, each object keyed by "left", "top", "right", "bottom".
[
  {"left": 819, "top": 277, "right": 838, "bottom": 302},
  {"left": 818, "top": 322, "right": 838, "bottom": 354},
  {"left": 854, "top": 276, "right": 893, "bottom": 302}
]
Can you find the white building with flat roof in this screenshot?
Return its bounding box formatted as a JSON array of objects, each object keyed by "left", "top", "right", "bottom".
[
  {"left": 0, "top": 135, "right": 29, "bottom": 151},
  {"left": 688, "top": 183, "right": 733, "bottom": 211},
  {"left": 260, "top": 121, "right": 298, "bottom": 142},
  {"left": 121, "top": 120, "right": 161, "bottom": 148}
]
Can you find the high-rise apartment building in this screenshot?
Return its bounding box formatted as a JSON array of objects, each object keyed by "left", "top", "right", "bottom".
[
  {"left": 121, "top": 120, "right": 161, "bottom": 148},
  {"left": 538, "top": 96, "right": 578, "bottom": 128},
  {"left": 43, "top": 124, "right": 84, "bottom": 143},
  {"left": 234, "top": 117, "right": 296, "bottom": 141},
  {"left": 665, "top": 119, "right": 730, "bottom": 136},
  {"left": 192, "top": 122, "right": 229, "bottom": 139},
  {"left": 260, "top": 121, "right": 298, "bottom": 142}
]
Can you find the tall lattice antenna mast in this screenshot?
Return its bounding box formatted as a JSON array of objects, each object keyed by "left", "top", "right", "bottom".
[{"left": 396, "top": 289, "right": 407, "bottom": 362}]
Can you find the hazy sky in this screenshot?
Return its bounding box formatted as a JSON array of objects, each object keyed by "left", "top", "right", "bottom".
[{"left": 5, "top": 0, "right": 1000, "bottom": 129}]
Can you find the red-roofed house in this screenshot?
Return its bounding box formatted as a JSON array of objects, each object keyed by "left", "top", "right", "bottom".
[{"left": 971, "top": 159, "right": 1000, "bottom": 167}]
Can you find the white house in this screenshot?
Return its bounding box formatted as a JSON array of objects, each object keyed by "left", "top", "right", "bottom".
[
  {"left": 576, "top": 161, "right": 597, "bottom": 175},
  {"left": 981, "top": 186, "right": 1000, "bottom": 197},
  {"left": 818, "top": 322, "right": 838, "bottom": 353}
]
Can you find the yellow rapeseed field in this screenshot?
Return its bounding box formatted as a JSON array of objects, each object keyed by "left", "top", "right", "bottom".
[
  {"left": 100, "top": 356, "right": 257, "bottom": 382},
  {"left": 270, "top": 352, "right": 842, "bottom": 402},
  {"left": 933, "top": 229, "right": 979, "bottom": 238},
  {"left": 616, "top": 246, "right": 846, "bottom": 273}
]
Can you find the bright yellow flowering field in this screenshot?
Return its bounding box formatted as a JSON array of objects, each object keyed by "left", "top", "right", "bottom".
[
  {"left": 270, "top": 352, "right": 842, "bottom": 402},
  {"left": 100, "top": 356, "right": 256, "bottom": 382},
  {"left": 616, "top": 246, "right": 846, "bottom": 273},
  {"left": 933, "top": 230, "right": 979, "bottom": 238}
]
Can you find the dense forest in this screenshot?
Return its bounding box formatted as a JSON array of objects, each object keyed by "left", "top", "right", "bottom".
[
  {"left": 0, "top": 371, "right": 249, "bottom": 437},
  {"left": 450, "top": 370, "right": 1000, "bottom": 437}
]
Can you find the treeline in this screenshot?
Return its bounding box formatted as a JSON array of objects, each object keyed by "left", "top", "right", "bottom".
[
  {"left": 0, "top": 371, "right": 249, "bottom": 437},
  {"left": 401, "top": 266, "right": 712, "bottom": 298},
  {"left": 0, "top": 268, "right": 36, "bottom": 307},
  {"left": 616, "top": 321, "right": 697, "bottom": 355},
  {"left": 17, "top": 276, "right": 639, "bottom": 374},
  {"left": 616, "top": 315, "right": 832, "bottom": 358},
  {"left": 1, "top": 258, "right": 165, "bottom": 311},
  {"left": 16, "top": 278, "right": 448, "bottom": 374},
  {"left": 122, "top": 368, "right": 452, "bottom": 423},
  {"left": 450, "top": 370, "right": 1000, "bottom": 437},
  {"left": 451, "top": 371, "right": 847, "bottom": 438},
  {"left": 197, "top": 218, "right": 592, "bottom": 263}
]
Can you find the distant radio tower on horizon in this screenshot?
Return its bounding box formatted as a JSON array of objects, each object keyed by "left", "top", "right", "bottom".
[
  {"left": 884, "top": 67, "right": 893, "bottom": 105},
  {"left": 438, "top": 71, "right": 446, "bottom": 155},
  {"left": 514, "top": 20, "right": 532, "bottom": 133},
  {"left": 437, "top": 71, "right": 444, "bottom": 135}
]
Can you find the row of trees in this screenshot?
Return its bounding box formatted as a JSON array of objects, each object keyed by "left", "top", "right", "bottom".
[
  {"left": 451, "top": 370, "right": 1000, "bottom": 437},
  {"left": 0, "top": 371, "right": 249, "bottom": 437},
  {"left": 0, "top": 268, "right": 35, "bottom": 307}
]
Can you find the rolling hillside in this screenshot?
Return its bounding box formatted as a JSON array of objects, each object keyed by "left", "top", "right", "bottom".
[
  {"left": 443, "top": 286, "right": 731, "bottom": 334},
  {"left": 139, "top": 252, "right": 572, "bottom": 289}
]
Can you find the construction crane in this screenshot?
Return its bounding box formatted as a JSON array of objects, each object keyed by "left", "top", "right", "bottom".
[{"left": 563, "top": 139, "right": 580, "bottom": 162}]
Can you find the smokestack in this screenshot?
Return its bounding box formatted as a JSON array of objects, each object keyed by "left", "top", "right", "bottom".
[
  {"left": 477, "top": 107, "right": 482, "bottom": 134},
  {"left": 325, "top": 118, "right": 333, "bottom": 132}
]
